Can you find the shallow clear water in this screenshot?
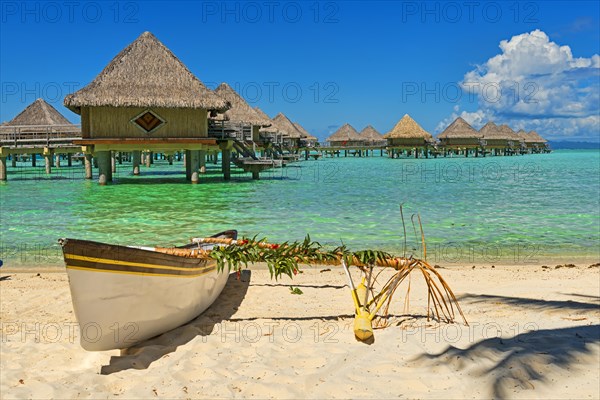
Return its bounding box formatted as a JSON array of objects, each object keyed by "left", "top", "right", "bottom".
[{"left": 1, "top": 150, "right": 599, "bottom": 267}]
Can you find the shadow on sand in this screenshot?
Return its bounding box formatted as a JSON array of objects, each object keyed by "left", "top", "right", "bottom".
[
  {"left": 416, "top": 294, "right": 600, "bottom": 399},
  {"left": 100, "top": 270, "right": 251, "bottom": 375}
]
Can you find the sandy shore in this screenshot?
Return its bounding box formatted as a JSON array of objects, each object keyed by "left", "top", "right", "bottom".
[{"left": 1, "top": 263, "right": 599, "bottom": 399}]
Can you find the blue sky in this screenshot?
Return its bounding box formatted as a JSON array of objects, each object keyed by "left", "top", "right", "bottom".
[{"left": 1, "top": 1, "right": 599, "bottom": 141}]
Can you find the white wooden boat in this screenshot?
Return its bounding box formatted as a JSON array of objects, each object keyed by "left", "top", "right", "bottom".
[{"left": 59, "top": 230, "right": 236, "bottom": 351}]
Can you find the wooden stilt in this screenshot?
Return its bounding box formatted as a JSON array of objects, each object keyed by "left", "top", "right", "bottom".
[
  {"left": 11, "top": 155, "right": 17, "bottom": 168},
  {"left": 55, "top": 153, "right": 61, "bottom": 168},
  {"left": 199, "top": 150, "right": 206, "bottom": 174},
  {"left": 111, "top": 152, "right": 116, "bottom": 173},
  {"left": 44, "top": 153, "right": 52, "bottom": 174},
  {"left": 190, "top": 150, "right": 200, "bottom": 184},
  {"left": 84, "top": 154, "right": 93, "bottom": 179},
  {"left": 67, "top": 153, "right": 72, "bottom": 166},
  {"left": 31, "top": 154, "right": 36, "bottom": 167},
  {"left": 96, "top": 151, "right": 112, "bottom": 185},
  {"left": 222, "top": 149, "right": 231, "bottom": 181},
  {"left": 132, "top": 151, "right": 141, "bottom": 175},
  {"left": 0, "top": 157, "right": 7, "bottom": 181},
  {"left": 185, "top": 150, "right": 191, "bottom": 181}
]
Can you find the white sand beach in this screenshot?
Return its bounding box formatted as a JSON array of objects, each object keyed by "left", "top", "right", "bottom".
[{"left": 1, "top": 263, "right": 599, "bottom": 399}]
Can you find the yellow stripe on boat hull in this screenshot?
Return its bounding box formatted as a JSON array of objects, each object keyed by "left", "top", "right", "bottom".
[
  {"left": 65, "top": 264, "right": 217, "bottom": 278},
  {"left": 64, "top": 253, "right": 214, "bottom": 272}
]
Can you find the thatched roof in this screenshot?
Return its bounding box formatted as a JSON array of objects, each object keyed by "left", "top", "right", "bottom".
[
  {"left": 213, "top": 83, "right": 271, "bottom": 126},
  {"left": 4, "top": 98, "right": 74, "bottom": 126},
  {"left": 438, "top": 117, "right": 482, "bottom": 139},
  {"left": 528, "top": 130, "right": 548, "bottom": 143},
  {"left": 326, "top": 123, "right": 362, "bottom": 142},
  {"left": 64, "top": 31, "right": 228, "bottom": 113},
  {"left": 479, "top": 122, "right": 519, "bottom": 140},
  {"left": 293, "top": 122, "right": 317, "bottom": 140},
  {"left": 359, "top": 125, "right": 384, "bottom": 142},
  {"left": 479, "top": 121, "right": 501, "bottom": 138},
  {"left": 384, "top": 114, "right": 432, "bottom": 139},
  {"left": 497, "top": 124, "right": 521, "bottom": 141},
  {"left": 254, "top": 107, "right": 279, "bottom": 134},
  {"left": 273, "top": 113, "right": 303, "bottom": 138},
  {"left": 515, "top": 129, "right": 530, "bottom": 142}
]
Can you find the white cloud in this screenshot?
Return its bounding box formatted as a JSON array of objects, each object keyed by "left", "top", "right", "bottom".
[{"left": 453, "top": 29, "right": 599, "bottom": 141}]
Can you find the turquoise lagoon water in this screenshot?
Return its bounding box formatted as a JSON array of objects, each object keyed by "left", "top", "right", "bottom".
[{"left": 1, "top": 150, "right": 598, "bottom": 267}]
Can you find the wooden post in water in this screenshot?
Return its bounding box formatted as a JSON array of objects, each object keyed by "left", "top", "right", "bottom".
[
  {"left": 84, "top": 154, "right": 93, "bottom": 179},
  {"left": 145, "top": 152, "right": 152, "bottom": 167},
  {"left": 96, "top": 151, "right": 112, "bottom": 185},
  {"left": 132, "top": 151, "right": 141, "bottom": 175},
  {"left": 184, "top": 150, "right": 191, "bottom": 181},
  {"left": 67, "top": 153, "right": 72, "bottom": 166},
  {"left": 55, "top": 153, "right": 61, "bottom": 168},
  {"left": 0, "top": 157, "right": 7, "bottom": 181},
  {"left": 31, "top": 154, "right": 36, "bottom": 167},
  {"left": 219, "top": 142, "right": 232, "bottom": 181},
  {"left": 190, "top": 150, "right": 200, "bottom": 184},
  {"left": 44, "top": 149, "right": 52, "bottom": 174},
  {"left": 11, "top": 155, "right": 16, "bottom": 168},
  {"left": 168, "top": 155, "right": 173, "bottom": 165},
  {"left": 199, "top": 150, "right": 206, "bottom": 174},
  {"left": 111, "top": 152, "right": 116, "bottom": 173}
]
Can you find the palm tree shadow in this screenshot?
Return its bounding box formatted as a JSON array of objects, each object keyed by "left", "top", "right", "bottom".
[
  {"left": 415, "top": 294, "right": 600, "bottom": 399},
  {"left": 458, "top": 293, "right": 600, "bottom": 312},
  {"left": 418, "top": 325, "right": 600, "bottom": 399},
  {"left": 100, "top": 270, "right": 251, "bottom": 375}
]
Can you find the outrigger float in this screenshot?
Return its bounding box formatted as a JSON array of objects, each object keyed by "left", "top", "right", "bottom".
[{"left": 60, "top": 227, "right": 467, "bottom": 351}]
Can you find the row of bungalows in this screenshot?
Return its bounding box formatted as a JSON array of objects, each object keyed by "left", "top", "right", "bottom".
[
  {"left": 325, "top": 124, "right": 387, "bottom": 147},
  {"left": 1, "top": 31, "right": 320, "bottom": 183},
  {"left": 320, "top": 113, "right": 549, "bottom": 159},
  {"left": 437, "top": 117, "right": 549, "bottom": 156}
]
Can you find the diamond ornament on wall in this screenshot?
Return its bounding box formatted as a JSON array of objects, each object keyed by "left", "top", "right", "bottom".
[{"left": 131, "top": 110, "right": 166, "bottom": 134}]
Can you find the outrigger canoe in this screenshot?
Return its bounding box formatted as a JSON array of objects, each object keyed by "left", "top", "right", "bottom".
[{"left": 59, "top": 230, "right": 237, "bottom": 351}]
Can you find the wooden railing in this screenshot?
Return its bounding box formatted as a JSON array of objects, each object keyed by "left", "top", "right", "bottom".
[{"left": 0, "top": 124, "right": 82, "bottom": 147}]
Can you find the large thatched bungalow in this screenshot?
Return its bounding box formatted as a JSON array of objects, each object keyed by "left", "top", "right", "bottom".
[
  {"left": 384, "top": 114, "right": 433, "bottom": 158},
  {"left": 326, "top": 123, "right": 363, "bottom": 147},
  {"left": 64, "top": 31, "right": 228, "bottom": 184},
  {"left": 0, "top": 98, "right": 81, "bottom": 179},
  {"left": 437, "top": 117, "right": 483, "bottom": 155}
]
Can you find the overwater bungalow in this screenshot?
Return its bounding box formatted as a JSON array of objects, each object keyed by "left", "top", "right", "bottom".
[
  {"left": 273, "top": 113, "right": 304, "bottom": 149},
  {"left": 0, "top": 98, "right": 81, "bottom": 179},
  {"left": 326, "top": 123, "right": 363, "bottom": 147},
  {"left": 293, "top": 122, "right": 318, "bottom": 148},
  {"left": 528, "top": 130, "right": 550, "bottom": 152},
  {"left": 479, "top": 122, "right": 520, "bottom": 155},
  {"left": 212, "top": 83, "right": 273, "bottom": 144},
  {"left": 254, "top": 107, "right": 281, "bottom": 143},
  {"left": 359, "top": 125, "right": 386, "bottom": 147},
  {"left": 437, "top": 117, "right": 483, "bottom": 156},
  {"left": 384, "top": 114, "right": 433, "bottom": 158},
  {"left": 63, "top": 31, "right": 229, "bottom": 184},
  {"left": 515, "top": 129, "right": 537, "bottom": 154}
]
